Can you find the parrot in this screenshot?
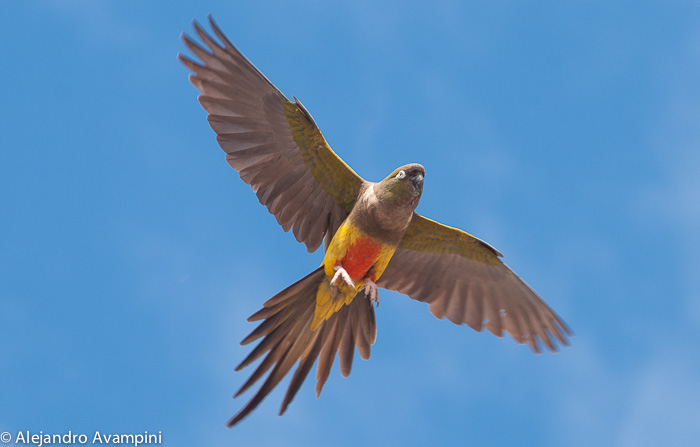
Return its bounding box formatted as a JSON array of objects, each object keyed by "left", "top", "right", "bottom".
[{"left": 179, "top": 16, "right": 571, "bottom": 428}]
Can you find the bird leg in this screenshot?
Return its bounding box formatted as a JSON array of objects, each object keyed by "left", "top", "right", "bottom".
[
  {"left": 331, "top": 265, "right": 355, "bottom": 289},
  {"left": 360, "top": 278, "right": 379, "bottom": 305}
]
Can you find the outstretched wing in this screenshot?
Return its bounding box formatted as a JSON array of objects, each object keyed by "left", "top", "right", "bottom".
[
  {"left": 377, "top": 213, "right": 571, "bottom": 353},
  {"left": 179, "top": 16, "right": 364, "bottom": 252}
]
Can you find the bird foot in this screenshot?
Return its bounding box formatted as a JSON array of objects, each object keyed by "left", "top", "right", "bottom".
[
  {"left": 331, "top": 265, "right": 355, "bottom": 289},
  {"left": 360, "top": 278, "right": 379, "bottom": 306}
]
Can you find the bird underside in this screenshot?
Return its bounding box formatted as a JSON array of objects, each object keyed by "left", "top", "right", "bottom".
[{"left": 331, "top": 265, "right": 379, "bottom": 304}]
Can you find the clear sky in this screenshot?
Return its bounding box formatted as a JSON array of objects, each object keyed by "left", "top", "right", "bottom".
[{"left": 2, "top": 1, "right": 700, "bottom": 446}]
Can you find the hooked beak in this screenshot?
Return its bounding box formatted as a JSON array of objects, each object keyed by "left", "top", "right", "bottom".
[{"left": 410, "top": 173, "right": 424, "bottom": 196}]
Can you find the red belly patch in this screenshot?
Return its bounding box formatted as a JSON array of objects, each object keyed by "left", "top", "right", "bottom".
[{"left": 340, "top": 236, "right": 383, "bottom": 283}]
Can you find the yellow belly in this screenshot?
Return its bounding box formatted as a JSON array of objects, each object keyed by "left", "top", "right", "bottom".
[{"left": 312, "top": 221, "right": 396, "bottom": 330}]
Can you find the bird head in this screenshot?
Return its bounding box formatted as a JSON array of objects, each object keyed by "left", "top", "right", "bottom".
[{"left": 377, "top": 163, "right": 425, "bottom": 207}]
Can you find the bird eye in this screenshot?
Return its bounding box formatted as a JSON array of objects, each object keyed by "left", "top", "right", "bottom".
[{"left": 396, "top": 170, "right": 406, "bottom": 180}]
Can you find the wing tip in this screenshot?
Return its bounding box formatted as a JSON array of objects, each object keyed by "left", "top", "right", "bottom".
[
  {"left": 226, "top": 413, "right": 243, "bottom": 429},
  {"left": 207, "top": 13, "right": 218, "bottom": 30}
]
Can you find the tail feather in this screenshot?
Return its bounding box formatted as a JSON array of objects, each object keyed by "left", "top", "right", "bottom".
[
  {"left": 349, "top": 301, "right": 371, "bottom": 360},
  {"left": 314, "top": 310, "right": 345, "bottom": 397},
  {"left": 240, "top": 302, "right": 298, "bottom": 345},
  {"left": 235, "top": 324, "right": 286, "bottom": 371},
  {"left": 246, "top": 300, "right": 291, "bottom": 322},
  {"left": 280, "top": 332, "right": 324, "bottom": 414},
  {"left": 233, "top": 302, "right": 314, "bottom": 398},
  {"left": 338, "top": 319, "right": 355, "bottom": 376},
  {"left": 233, "top": 335, "right": 282, "bottom": 397},
  {"left": 227, "top": 267, "right": 378, "bottom": 428}
]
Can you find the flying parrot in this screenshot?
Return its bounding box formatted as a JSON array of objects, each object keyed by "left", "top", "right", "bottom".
[{"left": 179, "top": 16, "right": 571, "bottom": 428}]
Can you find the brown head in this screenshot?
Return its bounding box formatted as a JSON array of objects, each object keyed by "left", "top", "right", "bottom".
[{"left": 376, "top": 163, "right": 425, "bottom": 208}]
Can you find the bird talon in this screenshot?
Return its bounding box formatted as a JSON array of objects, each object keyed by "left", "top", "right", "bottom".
[
  {"left": 331, "top": 265, "right": 355, "bottom": 289},
  {"left": 360, "top": 278, "right": 379, "bottom": 306}
]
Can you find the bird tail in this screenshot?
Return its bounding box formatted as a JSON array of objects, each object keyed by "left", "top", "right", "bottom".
[{"left": 227, "top": 267, "right": 377, "bottom": 428}]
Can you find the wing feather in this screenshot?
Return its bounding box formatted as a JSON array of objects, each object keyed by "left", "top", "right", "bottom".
[
  {"left": 378, "top": 213, "right": 571, "bottom": 352},
  {"left": 180, "top": 16, "right": 365, "bottom": 252}
]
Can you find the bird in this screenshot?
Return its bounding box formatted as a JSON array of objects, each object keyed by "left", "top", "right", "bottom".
[{"left": 179, "top": 16, "right": 571, "bottom": 428}]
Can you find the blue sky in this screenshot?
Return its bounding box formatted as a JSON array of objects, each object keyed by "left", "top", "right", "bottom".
[{"left": 2, "top": 1, "right": 700, "bottom": 446}]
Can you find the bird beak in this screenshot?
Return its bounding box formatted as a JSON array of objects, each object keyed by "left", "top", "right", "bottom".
[{"left": 410, "top": 173, "right": 424, "bottom": 195}]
